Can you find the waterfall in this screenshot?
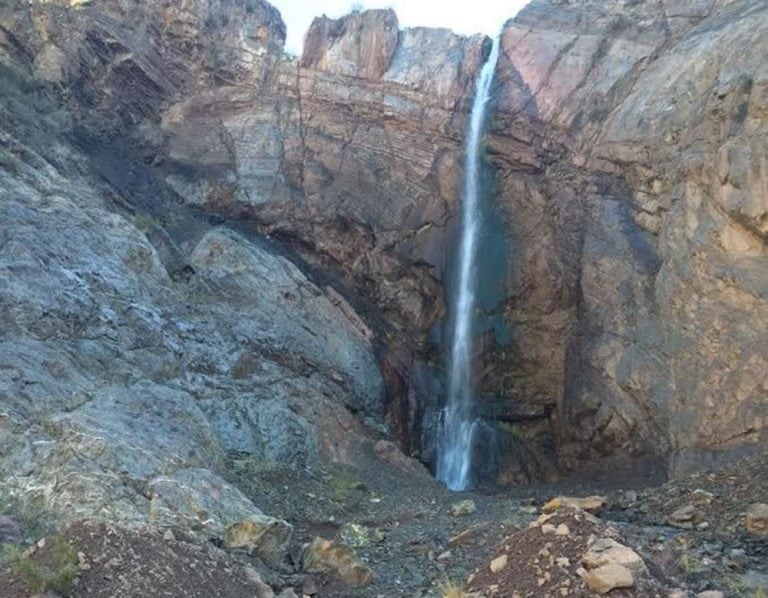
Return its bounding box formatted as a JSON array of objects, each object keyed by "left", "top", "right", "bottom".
[{"left": 436, "top": 36, "right": 500, "bottom": 491}]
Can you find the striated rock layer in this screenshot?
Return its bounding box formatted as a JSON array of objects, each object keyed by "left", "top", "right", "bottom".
[
  {"left": 0, "top": 0, "right": 766, "bottom": 494},
  {"left": 492, "top": 0, "right": 768, "bottom": 475}
]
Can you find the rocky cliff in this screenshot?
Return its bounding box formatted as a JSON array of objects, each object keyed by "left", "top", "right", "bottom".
[
  {"left": 492, "top": 0, "right": 768, "bottom": 475},
  {"left": 1, "top": 0, "right": 766, "bottom": 516}
]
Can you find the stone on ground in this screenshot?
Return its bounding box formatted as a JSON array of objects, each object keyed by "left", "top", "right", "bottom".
[
  {"left": 542, "top": 496, "right": 605, "bottom": 514},
  {"left": 490, "top": 554, "right": 508, "bottom": 573},
  {"left": 450, "top": 499, "right": 477, "bottom": 517},
  {"left": 583, "top": 538, "right": 646, "bottom": 574},
  {"left": 582, "top": 563, "right": 635, "bottom": 594},
  {"left": 669, "top": 504, "right": 698, "bottom": 528},
  {"left": 301, "top": 537, "right": 373, "bottom": 587},
  {"left": 222, "top": 518, "right": 293, "bottom": 564},
  {"left": 746, "top": 503, "right": 768, "bottom": 535}
]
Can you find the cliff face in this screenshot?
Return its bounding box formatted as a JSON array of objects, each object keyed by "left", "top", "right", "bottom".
[
  {"left": 0, "top": 0, "right": 383, "bottom": 538},
  {"left": 492, "top": 0, "right": 768, "bottom": 474},
  {"left": 0, "top": 0, "right": 766, "bottom": 497}
]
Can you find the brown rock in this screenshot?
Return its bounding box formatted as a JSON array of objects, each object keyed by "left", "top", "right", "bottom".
[
  {"left": 542, "top": 496, "right": 605, "bottom": 514},
  {"left": 301, "top": 9, "right": 399, "bottom": 80},
  {"left": 3, "top": 0, "right": 768, "bottom": 504},
  {"left": 490, "top": 554, "right": 508, "bottom": 573},
  {"left": 301, "top": 537, "right": 373, "bottom": 587},
  {"left": 222, "top": 519, "right": 293, "bottom": 564},
  {"left": 746, "top": 503, "right": 768, "bottom": 535},
  {"left": 373, "top": 440, "right": 429, "bottom": 476},
  {"left": 582, "top": 563, "right": 635, "bottom": 594}
]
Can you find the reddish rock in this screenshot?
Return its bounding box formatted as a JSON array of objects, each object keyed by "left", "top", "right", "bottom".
[{"left": 373, "top": 440, "right": 429, "bottom": 477}]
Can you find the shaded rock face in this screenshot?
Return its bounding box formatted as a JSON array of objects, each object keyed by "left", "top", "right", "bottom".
[{"left": 1, "top": 0, "right": 766, "bottom": 491}]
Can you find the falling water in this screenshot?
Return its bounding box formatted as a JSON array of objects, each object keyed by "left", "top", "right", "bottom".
[{"left": 436, "top": 36, "right": 500, "bottom": 491}]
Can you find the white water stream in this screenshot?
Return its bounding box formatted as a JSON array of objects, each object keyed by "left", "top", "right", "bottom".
[{"left": 436, "top": 36, "right": 500, "bottom": 491}]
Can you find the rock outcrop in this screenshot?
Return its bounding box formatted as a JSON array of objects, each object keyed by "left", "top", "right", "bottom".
[
  {"left": 0, "top": 0, "right": 766, "bottom": 497},
  {"left": 0, "top": 40, "right": 383, "bottom": 539},
  {"left": 491, "top": 0, "right": 768, "bottom": 475}
]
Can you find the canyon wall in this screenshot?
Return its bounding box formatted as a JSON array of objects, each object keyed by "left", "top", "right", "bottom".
[
  {"left": 492, "top": 0, "right": 768, "bottom": 474},
  {"left": 0, "top": 0, "right": 766, "bottom": 494}
]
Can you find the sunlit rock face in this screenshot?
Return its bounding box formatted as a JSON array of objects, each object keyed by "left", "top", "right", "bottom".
[
  {"left": 1, "top": 0, "right": 766, "bottom": 489},
  {"left": 0, "top": 0, "right": 382, "bottom": 535},
  {"left": 491, "top": 0, "right": 768, "bottom": 475}
]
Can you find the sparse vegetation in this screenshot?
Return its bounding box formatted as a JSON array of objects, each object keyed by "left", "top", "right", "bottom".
[
  {"left": 439, "top": 577, "right": 466, "bottom": 598},
  {"left": 0, "top": 543, "right": 21, "bottom": 567},
  {"left": 0, "top": 147, "right": 18, "bottom": 175},
  {"left": 326, "top": 465, "right": 366, "bottom": 506},
  {"left": 11, "top": 535, "right": 80, "bottom": 595},
  {"left": 132, "top": 213, "right": 161, "bottom": 234}
]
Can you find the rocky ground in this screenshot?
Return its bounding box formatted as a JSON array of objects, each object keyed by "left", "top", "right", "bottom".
[{"left": 2, "top": 451, "right": 767, "bottom": 597}]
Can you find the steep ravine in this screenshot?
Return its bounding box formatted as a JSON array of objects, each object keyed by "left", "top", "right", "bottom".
[{"left": 0, "top": 0, "right": 767, "bottom": 596}]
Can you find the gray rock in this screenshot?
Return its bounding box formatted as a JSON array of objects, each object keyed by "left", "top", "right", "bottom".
[{"left": 0, "top": 83, "right": 383, "bottom": 539}]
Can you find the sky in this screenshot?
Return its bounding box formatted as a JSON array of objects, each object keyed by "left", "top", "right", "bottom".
[{"left": 269, "top": 0, "right": 530, "bottom": 56}]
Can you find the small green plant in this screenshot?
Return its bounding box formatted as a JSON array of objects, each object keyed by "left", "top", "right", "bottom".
[
  {"left": 326, "top": 466, "right": 365, "bottom": 505},
  {"left": 0, "top": 543, "right": 21, "bottom": 567},
  {"left": 132, "top": 213, "right": 160, "bottom": 234},
  {"left": 12, "top": 535, "right": 80, "bottom": 595},
  {"left": 0, "top": 147, "right": 18, "bottom": 175}
]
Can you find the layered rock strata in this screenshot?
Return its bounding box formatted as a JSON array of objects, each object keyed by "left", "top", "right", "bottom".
[{"left": 0, "top": 0, "right": 766, "bottom": 490}]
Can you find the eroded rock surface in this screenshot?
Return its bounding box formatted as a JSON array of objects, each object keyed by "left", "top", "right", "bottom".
[
  {"left": 0, "top": 52, "right": 382, "bottom": 541},
  {"left": 490, "top": 0, "right": 768, "bottom": 476},
  {"left": 1, "top": 0, "right": 766, "bottom": 494}
]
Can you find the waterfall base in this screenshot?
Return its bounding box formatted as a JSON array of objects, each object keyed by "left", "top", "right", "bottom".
[
  {"left": 435, "top": 405, "right": 477, "bottom": 490},
  {"left": 435, "top": 405, "right": 501, "bottom": 491}
]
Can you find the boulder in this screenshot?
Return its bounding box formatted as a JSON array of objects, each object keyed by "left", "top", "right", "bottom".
[
  {"left": 222, "top": 519, "right": 293, "bottom": 564},
  {"left": 373, "top": 440, "right": 429, "bottom": 476},
  {"left": 746, "top": 503, "right": 768, "bottom": 536},
  {"left": 541, "top": 496, "right": 605, "bottom": 514},
  {"left": 582, "top": 563, "right": 635, "bottom": 594},
  {"left": 301, "top": 537, "right": 373, "bottom": 587},
  {"left": 583, "top": 538, "right": 646, "bottom": 574}
]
